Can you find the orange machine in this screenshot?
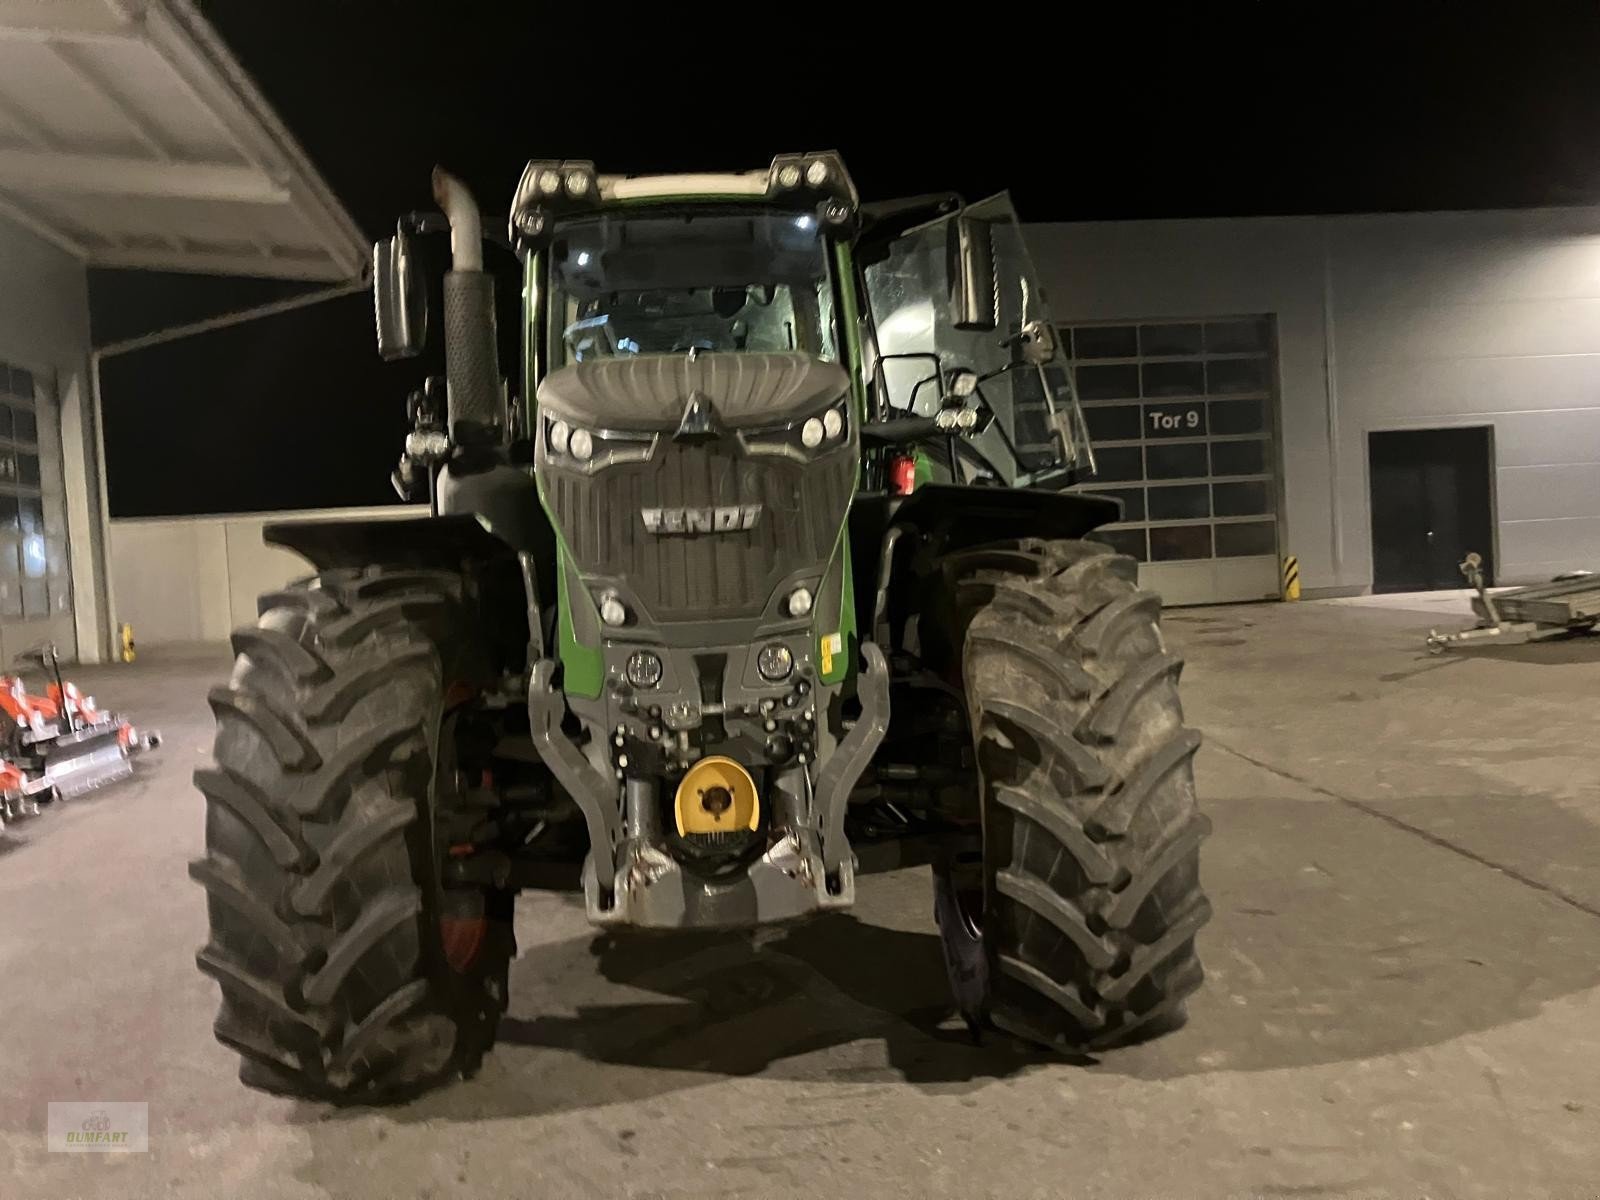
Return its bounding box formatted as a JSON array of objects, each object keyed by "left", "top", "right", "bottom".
[{"left": 0, "top": 645, "right": 159, "bottom": 822}]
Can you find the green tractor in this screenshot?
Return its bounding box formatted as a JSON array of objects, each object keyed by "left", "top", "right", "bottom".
[{"left": 190, "top": 152, "right": 1212, "bottom": 1102}]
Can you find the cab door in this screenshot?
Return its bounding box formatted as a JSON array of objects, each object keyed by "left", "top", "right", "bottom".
[{"left": 857, "top": 193, "right": 1095, "bottom": 488}]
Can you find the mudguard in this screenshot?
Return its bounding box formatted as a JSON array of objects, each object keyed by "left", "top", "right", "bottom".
[
  {"left": 263, "top": 514, "right": 517, "bottom": 573},
  {"left": 867, "top": 484, "right": 1119, "bottom": 553},
  {"left": 850, "top": 485, "right": 1123, "bottom": 633}
]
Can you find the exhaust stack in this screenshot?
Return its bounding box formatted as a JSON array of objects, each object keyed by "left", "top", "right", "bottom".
[{"left": 431, "top": 166, "right": 502, "bottom": 446}]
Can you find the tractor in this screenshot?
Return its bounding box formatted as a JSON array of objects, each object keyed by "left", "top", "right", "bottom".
[{"left": 190, "top": 152, "right": 1212, "bottom": 1102}]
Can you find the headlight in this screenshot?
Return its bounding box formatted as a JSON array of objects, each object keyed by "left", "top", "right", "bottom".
[
  {"left": 757, "top": 643, "right": 794, "bottom": 682},
  {"left": 565, "top": 169, "right": 591, "bottom": 195},
  {"left": 805, "top": 159, "right": 829, "bottom": 187},
  {"left": 599, "top": 592, "right": 628, "bottom": 627},
  {"left": 777, "top": 163, "right": 802, "bottom": 189},
  {"left": 935, "top": 407, "right": 980, "bottom": 432},
  {"left": 739, "top": 399, "right": 849, "bottom": 459},
  {"left": 543, "top": 416, "right": 655, "bottom": 470},
  {"left": 626, "top": 651, "right": 663, "bottom": 688},
  {"left": 537, "top": 168, "right": 563, "bottom": 194},
  {"left": 786, "top": 586, "right": 813, "bottom": 618}
]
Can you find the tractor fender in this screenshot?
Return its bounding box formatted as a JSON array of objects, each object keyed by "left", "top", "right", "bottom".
[
  {"left": 264, "top": 513, "right": 547, "bottom": 682},
  {"left": 850, "top": 485, "right": 1123, "bottom": 632},
  {"left": 263, "top": 514, "right": 519, "bottom": 573},
  {"left": 891, "top": 483, "right": 1120, "bottom": 547}
]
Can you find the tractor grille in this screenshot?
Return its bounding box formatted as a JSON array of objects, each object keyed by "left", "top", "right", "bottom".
[{"left": 544, "top": 442, "right": 855, "bottom": 621}]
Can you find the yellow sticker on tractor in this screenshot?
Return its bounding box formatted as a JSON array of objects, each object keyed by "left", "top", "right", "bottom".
[{"left": 820, "top": 631, "right": 843, "bottom": 676}]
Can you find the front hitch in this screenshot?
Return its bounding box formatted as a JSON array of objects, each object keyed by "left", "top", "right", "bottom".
[
  {"left": 527, "top": 658, "right": 622, "bottom": 910},
  {"left": 814, "top": 641, "right": 891, "bottom": 879},
  {"left": 530, "top": 642, "right": 892, "bottom": 928}
]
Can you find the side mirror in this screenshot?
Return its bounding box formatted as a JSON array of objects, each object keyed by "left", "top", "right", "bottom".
[
  {"left": 373, "top": 231, "right": 427, "bottom": 360},
  {"left": 949, "top": 215, "right": 997, "bottom": 333}
]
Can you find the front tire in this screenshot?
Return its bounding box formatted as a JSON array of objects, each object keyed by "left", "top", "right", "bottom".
[
  {"left": 189, "top": 569, "right": 512, "bottom": 1103},
  {"left": 941, "top": 538, "right": 1212, "bottom": 1050}
]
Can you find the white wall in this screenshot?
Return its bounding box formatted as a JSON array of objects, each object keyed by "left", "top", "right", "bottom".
[
  {"left": 0, "top": 212, "right": 104, "bottom": 661},
  {"left": 1326, "top": 209, "right": 1600, "bottom": 585},
  {"left": 108, "top": 505, "right": 425, "bottom": 646},
  {"left": 1030, "top": 205, "right": 1600, "bottom": 592}
]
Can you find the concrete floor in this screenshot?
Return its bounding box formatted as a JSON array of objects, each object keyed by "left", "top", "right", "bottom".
[{"left": 6, "top": 596, "right": 1600, "bottom": 1199}]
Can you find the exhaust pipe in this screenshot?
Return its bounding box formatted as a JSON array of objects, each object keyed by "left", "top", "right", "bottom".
[{"left": 431, "top": 166, "right": 501, "bottom": 446}]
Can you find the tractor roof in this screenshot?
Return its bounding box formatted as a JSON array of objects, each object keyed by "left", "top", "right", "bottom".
[{"left": 509, "top": 152, "right": 859, "bottom": 251}]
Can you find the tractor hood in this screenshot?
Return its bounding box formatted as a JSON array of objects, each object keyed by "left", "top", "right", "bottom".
[
  {"left": 537, "top": 352, "right": 849, "bottom": 432},
  {"left": 533, "top": 351, "right": 858, "bottom": 630}
]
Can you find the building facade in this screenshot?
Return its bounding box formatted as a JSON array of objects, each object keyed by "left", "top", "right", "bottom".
[
  {"left": 0, "top": 214, "right": 106, "bottom": 663},
  {"left": 0, "top": 0, "right": 368, "bottom": 661},
  {"left": 1035, "top": 206, "right": 1600, "bottom": 603}
]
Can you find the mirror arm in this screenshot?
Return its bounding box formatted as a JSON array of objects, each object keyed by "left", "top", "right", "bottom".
[
  {"left": 906, "top": 372, "right": 941, "bottom": 414},
  {"left": 976, "top": 362, "right": 1020, "bottom": 386},
  {"left": 860, "top": 417, "right": 941, "bottom": 447}
]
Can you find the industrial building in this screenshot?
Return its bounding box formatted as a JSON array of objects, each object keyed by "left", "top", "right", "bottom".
[
  {"left": 1038, "top": 206, "right": 1600, "bottom": 604},
  {"left": 0, "top": 0, "right": 364, "bottom": 663}
]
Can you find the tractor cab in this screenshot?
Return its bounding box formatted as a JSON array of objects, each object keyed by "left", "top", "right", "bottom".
[
  {"left": 503, "top": 153, "right": 1094, "bottom": 495},
  {"left": 544, "top": 209, "right": 837, "bottom": 361}
]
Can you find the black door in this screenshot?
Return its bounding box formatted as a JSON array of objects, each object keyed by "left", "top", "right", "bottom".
[{"left": 1368, "top": 427, "right": 1494, "bottom": 592}]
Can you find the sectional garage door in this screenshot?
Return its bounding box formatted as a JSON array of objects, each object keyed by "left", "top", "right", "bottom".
[{"left": 1071, "top": 317, "right": 1283, "bottom": 605}]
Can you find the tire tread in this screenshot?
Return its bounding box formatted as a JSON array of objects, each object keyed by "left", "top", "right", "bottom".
[
  {"left": 956, "top": 537, "right": 1213, "bottom": 1052},
  {"left": 191, "top": 568, "right": 507, "bottom": 1104}
]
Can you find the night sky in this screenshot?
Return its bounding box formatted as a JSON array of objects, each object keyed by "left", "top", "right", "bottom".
[{"left": 97, "top": 1, "right": 1600, "bottom": 517}]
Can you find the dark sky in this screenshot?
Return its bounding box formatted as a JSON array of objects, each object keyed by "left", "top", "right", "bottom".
[{"left": 98, "top": 0, "right": 1600, "bottom": 516}]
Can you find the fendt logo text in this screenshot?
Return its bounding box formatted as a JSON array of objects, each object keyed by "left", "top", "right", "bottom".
[{"left": 641, "top": 505, "right": 762, "bottom": 535}]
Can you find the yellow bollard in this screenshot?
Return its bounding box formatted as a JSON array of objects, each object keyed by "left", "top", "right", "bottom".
[
  {"left": 119, "top": 623, "right": 137, "bottom": 663},
  {"left": 1281, "top": 555, "right": 1301, "bottom": 601}
]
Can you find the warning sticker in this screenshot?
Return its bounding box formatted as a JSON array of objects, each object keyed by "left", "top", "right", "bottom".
[{"left": 820, "top": 632, "right": 843, "bottom": 676}]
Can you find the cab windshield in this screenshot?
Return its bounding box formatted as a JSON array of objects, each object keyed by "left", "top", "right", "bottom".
[{"left": 546, "top": 209, "right": 837, "bottom": 365}]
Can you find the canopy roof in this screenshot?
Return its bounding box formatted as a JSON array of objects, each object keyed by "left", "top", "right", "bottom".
[{"left": 0, "top": 0, "right": 366, "bottom": 280}]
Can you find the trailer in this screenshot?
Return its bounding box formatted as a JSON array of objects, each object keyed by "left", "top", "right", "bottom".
[{"left": 1426, "top": 554, "right": 1599, "bottom": 652}]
